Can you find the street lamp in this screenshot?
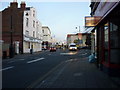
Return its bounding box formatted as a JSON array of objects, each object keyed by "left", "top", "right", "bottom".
[
  {"left": 75, "top": 26, "right": 81, "bottom": 48},
  {"left": 9, "top": 15, "right": 15, "bottom": 58},
  {"left": 75, "top": 26, "right": 80, "bottom": 33}
]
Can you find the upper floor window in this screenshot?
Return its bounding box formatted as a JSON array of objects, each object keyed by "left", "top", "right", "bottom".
[
  {"left": 26, "top": 12, "right": 29, "bottom": 16},
  {"left": 33, "top": 20, "right": 35, "bottom": 28},
  {"left": 33, "top": 10, "right": 35, "bottom": 17},
  {"left": 42, "top": 29, "right": 44, "bottom": 33},
  {"left": 33, "top": 31, "right": 35, "bottom": 37},
  {"left": 25, "top": 30, "right": 29, "bottom": 36},
  {"left": 26, "top": 18, "right": 29, "bottom": 27}
]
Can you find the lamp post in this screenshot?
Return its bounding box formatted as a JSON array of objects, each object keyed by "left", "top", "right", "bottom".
[
  {"left": 75, "top": 26, "right": 82, "bottom": 48},
  {"left": 9, "top": 15, "right": 14, "bottom": 58},
  {"left": 75, "top": 26, "right": 80, "bottom": 33}
]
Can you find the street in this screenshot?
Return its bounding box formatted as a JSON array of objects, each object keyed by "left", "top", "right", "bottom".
[{"left": 2, "top": 49, "right": 119, "bottom": 88}]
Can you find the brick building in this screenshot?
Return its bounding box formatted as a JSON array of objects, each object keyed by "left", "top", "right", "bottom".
[{"left": 2, "top": 1, "right": 42, "bottom": 58}]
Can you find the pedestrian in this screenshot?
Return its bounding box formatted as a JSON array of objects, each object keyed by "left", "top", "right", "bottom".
[{"left": 30, "top": 48, "right": 33, "bottom": 54}]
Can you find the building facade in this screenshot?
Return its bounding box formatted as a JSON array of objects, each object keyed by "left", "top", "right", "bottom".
[
  {"left": 67, "top": 33, "right": 90, "bottom": 48},
  {"left": 42, "top": 26, "right": 52, "bottom": 50},
  {"left": 90, "top": 1, "right": 120, "bottom": 76},
  {"left": 2, "top": 1, "right": 42, "bottom": 58},
  {"left": 23, "top": 6, "right": 42, "bottom": 53}
]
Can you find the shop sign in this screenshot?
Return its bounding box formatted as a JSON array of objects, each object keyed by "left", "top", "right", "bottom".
[{"left": 85, "top": 16, "right": 100, "bottom": 27}]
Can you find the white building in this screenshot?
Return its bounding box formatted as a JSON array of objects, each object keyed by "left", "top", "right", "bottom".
[
  {"left": 67, "top": 33, "right": 89, "bottom": 47},
  {"left": 23, "top": 6, "right": 42, "bottom": 53},
  {"left": 42, "top": 26, "right": 52, "bottom": 49}
]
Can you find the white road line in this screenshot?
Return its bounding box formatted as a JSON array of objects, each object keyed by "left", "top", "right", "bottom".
[
  {"left": 27, "top": 58, "right": 45, "bottom": 64},
  {"left": 60, "top": 52, "right": 77, "bottom": 55},
  {"left": 8, "top": 61, "right": 15, "bottom": 63},
  {"left": 19, "top": 59, "right": 25, "bottom": 61},
  {"left": 8, "top": 59, "right": 25, "bottom": 63},
  {"left": 82, "top": 53, "right": 87, "bottom": 55},
  {"left": 0, "top": 66, "right": 14, "bottom": 71}
]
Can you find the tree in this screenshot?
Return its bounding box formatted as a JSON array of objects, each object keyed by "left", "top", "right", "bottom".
[{"left": 74, "top": 39, "right": 79, "bottom": 44}]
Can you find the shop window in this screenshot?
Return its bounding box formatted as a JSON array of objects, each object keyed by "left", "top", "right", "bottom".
[
  {"left": 104, "top": 23, "right": 109, "bottom": 48},
  {"left": 104, "top": 22, "right": 109, "bottom": 63},
  {"left": 110, "top": 21, "right": 120, "bottom": 64}
]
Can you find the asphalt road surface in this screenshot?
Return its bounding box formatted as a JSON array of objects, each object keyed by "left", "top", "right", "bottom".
[{"left": 2, "top": 49, "right": 119, "bottom": 88}]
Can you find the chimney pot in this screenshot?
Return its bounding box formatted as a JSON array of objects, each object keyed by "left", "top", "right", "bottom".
[
  {"left": 10, "top": 1, "right": 18, "bottom": 8},
  {"left": 20, "top": 1, "right": 26, "bottom": 9}
]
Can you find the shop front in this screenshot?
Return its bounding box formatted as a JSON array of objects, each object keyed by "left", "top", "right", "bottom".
[{"left": 95, "top": 2, "right": 120, "bottom": 76}]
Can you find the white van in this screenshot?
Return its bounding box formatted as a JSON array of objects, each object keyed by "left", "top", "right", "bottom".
[{"left": 69, "top": 43, "right": 77, "bottom": 51}]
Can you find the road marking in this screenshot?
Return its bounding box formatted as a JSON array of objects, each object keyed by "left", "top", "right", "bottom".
[
  {"left": 73, "top": 73, "right": 83, "bottom": 77},
  {"left": 19, "top": 59, "right": 25, "bottom": 61},
  {"left": 65, "top": 59, "right": 78, "bottom": 62},
  {"left": 8, "top": 61, "right": 16, "bottom": 63},
  {"left": 0, "top": 66, "right": 14, "bottom": 71},
  {"left": 27, "top": 58, "right": 45, "bottom": 64},
  {"left": 8, "top": 59, "right": 25, "bottom": 63},
  {"left": 60, "top": 52, "right": 77, "bottom": 55},
  {"left": 82, "top": 53, "right": 87, "bottom": 55}
]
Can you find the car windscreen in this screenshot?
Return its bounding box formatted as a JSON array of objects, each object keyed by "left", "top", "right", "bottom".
[{"left": 70, "top": 45, "right": 76, "bottom": 47}]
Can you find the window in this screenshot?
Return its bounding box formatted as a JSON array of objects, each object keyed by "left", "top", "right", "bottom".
[
  {"left": 110, "top": 19, "right": 120, "bottom": 64},
  {"left": 104, "top": 22, "right": 109, "bottom": 63},
  {"left": 33, "top": 10, "right": 35, "bottom": 17},
  {"left": 42, "top": 29, "right": 44, "bottom": 33},
  {"left": 33, "top": 20, "right": 35, "bottom": 28},
  {"left": 33, "top": 31, "right": 35, "bottom": 37},
  {"left": 43, "top": 35, "right": 48, "bottom": 36},
  {"left": 26, "top": 12, "right": 29, "bottom": 16},
  {"left": 28, "top": 42, "right": 30, "bottom": 49},
  {"left": 36, "top": 22, "right": 38, "bottom": 29},
  {"left": 26, "top": 18, "right": 29, "bottom": 27},
  {"left": 25, "top": 30, "right": 29, "bottom": 36},
  {"left": 104, "top": 23, "right": 109, "bottom": 48}
]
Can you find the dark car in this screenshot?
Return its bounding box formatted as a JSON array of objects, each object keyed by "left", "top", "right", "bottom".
[{"left": 49, "top": 47, "right": 56, "bottom": 52}]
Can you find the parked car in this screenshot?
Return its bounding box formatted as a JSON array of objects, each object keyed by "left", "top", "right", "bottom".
[{"left": 49, "top": 47, "right": 56, "bottom": 52}]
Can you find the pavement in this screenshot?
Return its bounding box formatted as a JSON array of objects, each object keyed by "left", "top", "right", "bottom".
[{"left": 35, "top": 54, "right": 120, "bottom": 88}]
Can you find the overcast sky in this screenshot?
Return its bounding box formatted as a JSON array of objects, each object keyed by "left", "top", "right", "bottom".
[{"left": 0, "top": 0, "right": 91, "bottom": 42}]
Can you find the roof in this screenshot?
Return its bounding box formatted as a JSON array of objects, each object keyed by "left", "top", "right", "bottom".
[{"left": 83, "top": 27, "right": 94, "bottom": 33}]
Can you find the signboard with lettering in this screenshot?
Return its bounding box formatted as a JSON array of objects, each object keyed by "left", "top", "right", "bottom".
[{"left": 85, "top": 16, "right": 100, "bottom": 27}]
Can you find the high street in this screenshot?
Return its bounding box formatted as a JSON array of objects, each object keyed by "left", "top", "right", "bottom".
[{"left": 2, "top": 49, "right": 120, "bottom": 88}]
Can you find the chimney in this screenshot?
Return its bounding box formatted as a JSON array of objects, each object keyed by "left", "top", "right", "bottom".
[
  {"left": 20, "top": 1, "right": 26, "bottom": 10},
  {"left": 10, "top": 0, "right": 18, "bottom": 8}
]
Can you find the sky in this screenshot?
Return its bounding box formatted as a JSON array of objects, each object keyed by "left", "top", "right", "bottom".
[{"left": 0, "top": 0, "right": 91, "bottom": 42}]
